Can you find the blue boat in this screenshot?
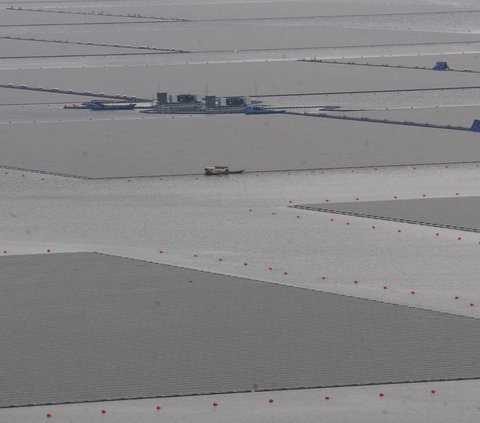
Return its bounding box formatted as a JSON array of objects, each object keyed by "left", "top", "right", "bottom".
[
  {"left": 86, "top": 101, "right": 136, "bottom": 110},
  {"left": 244, "top": 105, "right": 286, "bottom": 115}
]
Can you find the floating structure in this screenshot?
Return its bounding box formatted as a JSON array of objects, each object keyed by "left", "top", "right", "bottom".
[{"left": 143, "top": 92, "right": 249, "bottom": 114}]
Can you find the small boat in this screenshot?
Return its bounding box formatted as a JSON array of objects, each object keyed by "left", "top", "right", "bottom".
[
  {"left": 205, "top": 166, "right": 245, "bottom": 176},
  {"left": 244, "top": 105, "right": 286, "bottom": 115}
]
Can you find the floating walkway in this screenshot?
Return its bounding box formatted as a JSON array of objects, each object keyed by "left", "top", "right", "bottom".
[
  {"left": 0, "top": 83, "right": 149, "bottom": 102},
  {"left": 301, "top": 58, "right": 480, "bottom": 75},
  {"left": 286, "top": 111, "right": 479, "bottom": 133}
]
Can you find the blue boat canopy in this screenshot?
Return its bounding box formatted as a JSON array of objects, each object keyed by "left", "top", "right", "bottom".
[
  {"left": 471, "top": 120, "right": 480, "bottom": 132},
  {"left": 433, "top": 61, "right": 449, "bottom": 70}
]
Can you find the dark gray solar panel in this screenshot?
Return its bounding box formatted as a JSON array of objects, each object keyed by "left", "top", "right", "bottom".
[
  {"left": 295, "top": 196, "right": 480, "bottom": 232},
  {"left": 3, "top": 116, "right": 480, "bottom": 178},
  {"left": 1, "top": 252, "right": 480, "bottom": 407}
]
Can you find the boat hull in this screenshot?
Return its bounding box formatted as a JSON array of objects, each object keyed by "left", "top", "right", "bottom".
[
  {"left": 205, "top": 170, "right": 245, "bottom": 176},
  {"left": 89, "top": 103, "right": 136, "bottom": 110},
  {"left": 244, "top": 106, "right": 286, "bottom": 115}
]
